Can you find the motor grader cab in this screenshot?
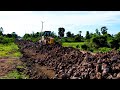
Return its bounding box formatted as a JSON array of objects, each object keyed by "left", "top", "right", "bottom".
[{"left": 39, "top": 31, "right": 54, "bottom": 45}]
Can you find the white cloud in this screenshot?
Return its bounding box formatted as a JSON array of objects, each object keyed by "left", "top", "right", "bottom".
[{"left": 0, "top": 11, "right": 120, "bottom": 36}]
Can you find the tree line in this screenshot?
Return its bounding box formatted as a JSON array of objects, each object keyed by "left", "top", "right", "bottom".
[
  {"left": 0, "top": 27, "right": 20, "bottom": 44},
  {"left": 0, "top": 26, "right": 120, "bottom": 52},
  {"left": 53, "top": 26, "right": 120, "bottom": 52},
  {"left": 58, "top": 26, "right": 120, "bottom": 52}
]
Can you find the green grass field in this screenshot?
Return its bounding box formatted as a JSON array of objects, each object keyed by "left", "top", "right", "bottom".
[
  {"left": 0, "top": 43, "right": 22, "bottom": 58},
  {"left": 62, "top": 42, "right": 112, "bottom": 53},
  {"left": 62, "top": 42, "right": 84, "bottom": 49}
]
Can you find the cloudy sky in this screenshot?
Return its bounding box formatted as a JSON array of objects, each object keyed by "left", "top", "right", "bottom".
[{"left": 0, "top": 11, "right": 120, "bottom": 37}]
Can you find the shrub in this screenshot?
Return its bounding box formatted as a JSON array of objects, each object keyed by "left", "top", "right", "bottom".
[
  {"left": 88, "top": 48, "right": 94, "bottom": 52},
  {"left": 61, "top": 37, "right": 66, "bottom": 42},
  {"left": 117, "top": 47, "right": 120, "bottom": 52},
  {"left": 76, "top": 44, "right": 80, "bottom": 48},
  {"left": 98, "top": 47, "right": 112, "bottom": 53},
  {"left": 0, "top": 36, "right": 14, "bottom": 44},
  {"left": 81, "top": 44, "right": 89, "bottom": 50}
]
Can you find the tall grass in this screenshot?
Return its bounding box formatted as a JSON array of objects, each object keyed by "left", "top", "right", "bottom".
[{"left": 0, "top": 43, "right": 22, "bottom": 58}]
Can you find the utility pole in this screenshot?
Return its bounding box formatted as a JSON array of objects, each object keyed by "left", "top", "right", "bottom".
[
  {"left": 41, "top": 21, "right": 44, "bottom": 39},
  {"left": 41, "top": 21, "right": 44, "bottom": 32}
]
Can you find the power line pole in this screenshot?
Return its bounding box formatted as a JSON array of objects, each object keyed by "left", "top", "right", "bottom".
[
  {"left": 41, "top": 21, "right": 44, "bottom": 32},
  {"left": 41, "top": 21, "right": 44, "bottom": 39}
]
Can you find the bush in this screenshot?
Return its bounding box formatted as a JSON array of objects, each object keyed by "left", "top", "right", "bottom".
[
  {"left": 88, "top": 48, "right": 94, "bottom": 52},
  {"left": 74, "top": 35, "right": 81, "bottom": 42},
  {"left": 91, "top": 35, "right": 108, "bottom": 48},
  {"left": 61, "top": 37, "right": 66, "bottom": 42},
  {"left": 81, "top": 44, "right": 89, "bottom": 50},
  {"left": 66, "top": 37, "right": 75, "bottom": 42},
  {"left": 0, "top": 36, "right": 14, "bottom": 44},
  {"left": 98, "top": 47, "right": 112, "bottom": 53},
  {"left": 54, "top": 37, "right": 59, "bottom": 42},
  {"left": 117, "top": 47, "right": 120, "bottom": 52},
  {"left": 2, "top": 38, "right": 14, "bottom": 44},
  {"left": 76, "top": 44, "right": 80, "bottom": 48}
]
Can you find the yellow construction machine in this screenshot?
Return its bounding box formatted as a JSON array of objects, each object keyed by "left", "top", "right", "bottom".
[{"left": 39, "top": 31, "right": 55, "bottom": 45}]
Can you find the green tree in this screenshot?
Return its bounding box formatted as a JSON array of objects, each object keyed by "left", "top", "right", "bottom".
[
  {"left": 96, "top": 29, "right": 100, "bottom": 35},
  {"left": 35, "top": 32, "right": 40, "bottom": 37},
  {"left": 109, "top": 38, "right": 119, "bottom": 49},
  {"left": 71, "top": 33, "right": 74, "bottom": 37},
  {"left": 6, "top": 34, "right": 12, "bottom": 38},
  {"left": 58, "top": 27, "right": 65, "bottom": 38},
  {"left": 112, "top": 32, "right": 120, "bottom": 49},
  {"left": 23, "top": 33, "right": 31, "bottom": 40},
  {"left": 11, "top": 32, "right": 18, "bottom": 39},
  {"left": 74, "top": 34, "right": 81, "bottom": 42},
  {"left": 93, "top": 35, "right": 108, "bottom": 48},
  {"left": 85, "top": 31, "right": 90, "bottom": 39},
  {"left": 114, "top": 32, "right": 120, "bottom": 42},
  {"left": 79, "top": 31, "right": 82, "bottom": 37},
  {"left": 101, "top": 26, "right": 108, "bottom": 35},
  {"left": 66, "top": 31, "right": 72, "bottom": 37},
  {"left": 0, "top": 27, "right": 3, "bottom": 36}
]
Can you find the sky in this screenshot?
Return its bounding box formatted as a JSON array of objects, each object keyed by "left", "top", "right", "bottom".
[{"left": 0, "top": 11, "right": 120, "bottom": 37}]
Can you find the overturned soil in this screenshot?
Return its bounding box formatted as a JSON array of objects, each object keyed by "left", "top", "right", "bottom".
[
  {"left": 0, "top": 57, "right": 22, "bottom": 77},
  {"left": 15, "top": 40, "right": 120, "bottom": 79}
]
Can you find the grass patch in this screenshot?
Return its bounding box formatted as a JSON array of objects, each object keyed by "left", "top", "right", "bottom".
[
  {"left": 62, "top": 42, "right": 85, "bottom": 49},
  {"left": 16, "top": 65, "right": 24, "bottom": 69},
  {"left": 0, "top": 70, "right": 29, "bottom": 79},
  {"left": 93, "top": 47, "right": 112, "bottom": 53},
  {"left": 12, "top": 52, "right": 22, "bottom": 57},
  {"left": 62, "top": 42, "right": 112, "bottom": 53},
  {"left": 0, "top": 43, "right": 22, "bottom": 58}
]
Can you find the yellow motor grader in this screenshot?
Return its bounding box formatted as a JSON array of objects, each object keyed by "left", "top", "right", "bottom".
[{"left": 39, "top": 31, "right": 54, "bottom": 45}]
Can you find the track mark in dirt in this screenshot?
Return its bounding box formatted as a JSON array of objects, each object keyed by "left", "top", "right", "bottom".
[
  {"left": 35, "top": 64, "right": 55, "bottom": 79},
  {"left": 0, "top": 58, "right": 22, "bottom": 77}
]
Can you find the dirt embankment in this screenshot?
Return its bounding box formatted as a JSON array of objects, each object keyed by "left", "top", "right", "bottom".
[{"left": 16, "top": 40, "right": 120, "bottom": 79}]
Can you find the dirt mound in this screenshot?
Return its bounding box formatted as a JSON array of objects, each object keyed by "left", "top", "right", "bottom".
[{"left": 16, "top": 40, "right": 120, "bottom": 79}]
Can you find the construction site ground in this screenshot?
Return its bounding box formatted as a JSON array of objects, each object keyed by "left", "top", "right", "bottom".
[{"left": 0, "top": 40, "right": 120, "bottom": 79}]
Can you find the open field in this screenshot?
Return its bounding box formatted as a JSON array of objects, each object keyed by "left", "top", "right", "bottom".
[
  {"left": 62, "top": 42, "right": 113, "bottom": 53},
  {"left": 62, "top": 42, "right": 84, "bottom": 49}
]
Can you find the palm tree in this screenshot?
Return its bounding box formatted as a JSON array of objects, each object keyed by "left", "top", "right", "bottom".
[
  {"left": 79, "top": 31, "right": 82, "bottom": 42},
  {"left": 101, "top": 26, "right": 108, "bottom": 35},
  {"left": 0, "top": 27, "right": 3, "bottom": 36},
  {"left": 79, "top": 31, "right": 82, "bottom": 36}
]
